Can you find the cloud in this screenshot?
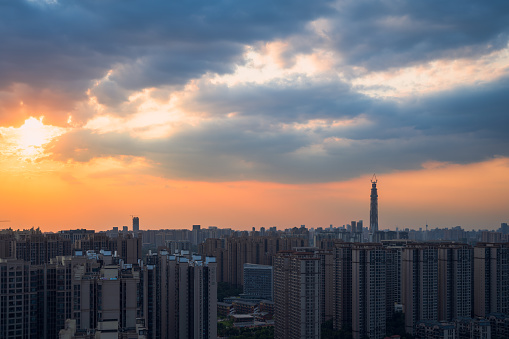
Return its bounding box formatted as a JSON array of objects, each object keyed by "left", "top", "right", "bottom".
[
  {"left": 5, "top": 0, "right": 509, "bottom": 185},
  {"left": 2, "top": 0, "right": 508, "bottom": 127},
  {"left": 0, "top": 0, "right": 334, "bottom": 126},
  {"left": 181, "top": 76, "right": 372, "bottom": 121},
  {"left": 326, "top": 0, "right": 509, "bottom": 71},
  {"left": 46, "top": 74, "right": 509, "bottom": 183}
]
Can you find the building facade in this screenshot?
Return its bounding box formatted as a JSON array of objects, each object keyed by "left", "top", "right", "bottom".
[
  {"left": 474, "top": 243, "right": 509, "bottom": 317},
  {"left": 438, "top": 244, "right": 473, "bottom": 321},
  {"left": 352, "top": 243, "right": 387, "bottom": 339},
  {"left": 402, "top": 244, "right": 439, "bottom": 335},
  {"left": 243, "top": 263, "right": 273, "bottom": 300},
  {"left": 274, "top": 250, "right": 320, "bottom": 339},
  {"left": 333, "top": 241, "right": 353, "bottom": 332},
  {"left": 144, "top": 251, "right": 217, "bottom": 339}
]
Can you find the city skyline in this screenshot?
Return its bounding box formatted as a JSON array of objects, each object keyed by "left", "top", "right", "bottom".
[
  {"left": 2, "top": 168, "right": 508, "bottom": 232},
  {"left": 1, "top": 1, "right": 509, "bottom": 231},
  {"left": 2, "top": 216, "right": 507, "bottom": 338}
]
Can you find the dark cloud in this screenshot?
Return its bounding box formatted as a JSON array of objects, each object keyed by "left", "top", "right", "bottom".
[
  {"left": 182, "top": 76, "right": 373, "bottom": 122},
  {"left": 327, "top": 0, "right": 509, "bottom": 71},
  {"left": 6, "top": 0, "right": 509, "bottom": 183},
  {"left": 46, "top": 75, "right": 509, "bottom": 183},
  {"left": 271, "top": 1, "right": 509, "bottom": 72},
  {"left": 404, "top": 78, "right": 509, "bottom": 138},
  {"left": 90, "top": 79, "right": 129, "bottom": 108},
  {"left": 2, "top": 0, "right": 508, "bottom": 127},
  {"left": 0, "top": 0, "right": 334, "bottom": 125}
]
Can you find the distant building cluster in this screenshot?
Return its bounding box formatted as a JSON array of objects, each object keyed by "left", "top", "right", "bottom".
[{"left": 1, "top": 180, "right": 509, "bottom": 339}]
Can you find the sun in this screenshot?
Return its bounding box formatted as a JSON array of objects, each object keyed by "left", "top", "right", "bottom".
[
  {"left": 10, "top": 117, "right": 65, "bottom": 160},
  {"left": 17, "top": 117, "right": 53, "bottom": 148}
]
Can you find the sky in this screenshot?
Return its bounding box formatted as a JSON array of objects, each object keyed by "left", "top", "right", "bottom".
[{"left": 1, "top": 0, "right": 509, "bottom": 232}]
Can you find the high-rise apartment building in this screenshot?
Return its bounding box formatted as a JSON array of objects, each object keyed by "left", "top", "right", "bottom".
[
  {"left": 118, "top": 234, "right": 142, "bottom": 265},
  {"left": 474, "top": 242, "right": 509, "bottom": 317},
  {"left": 0, "top": 235, "right": 15, "bottom": 259},
  {"left": 198, "top": 238, "right": 228, "bottom": 282},
  {"left": 332, "top": 241, "right": 353, "bottom": 332},
  {"left": 75, "top": 233, "right": 118, "bottom": 254},
  {"left": 315, "top": 249, "right": 333, "bottom": 323},
  {"left": 71, "top": 260, "right": 142, "bottom": 332},
  {"left": 133, "top": 217, "right": 140, "bottom": 235},
  {"left": 292, "top": 247, "right": 333, "bottom": 324},
  {"left": 350, "top": 220, "right": 363, "bottom": 243},
  {"left": 2, "top": 248, "right": 216, "bottom": 339},
  {"left": 144, "top": 251, "right": 217, "bottom": 339},
  {"left": 352, "top": 243, "right": 387, "bottom": 339},
  {"left": 385, "top": 246, "right": 403, "bottom": 317},
  {"left": 59, "top": 229, "right": 95, "bottom": 244},
  {"left": 191, "top": 225, "right": 201, "bottom": 246},
  {"left": 0, "top": 260, "right": 40, "bottom": 339},
  {"left": 274, "top": 250, "right": 321, "bottom": 339},
  {"left": 165, "top": 240, "right": 191, "bottom": 254},
  {"left": 402, "top": 244, "right": 439, "bottom": 335},
  {"left": 14, "top": 233, "right": 72, "bottom": 265},
  {"left": 0, "top": 255, "right": 109, "bottom": 339},
  {"left": 75, "top": 233, "right": 141, "bottom": 265},
  {"left": 500, "top": 222, "right": 509, "bottom": 234},
  {"left": 227, "top": 236, "right": 308, "bottom": 286},
  {"left": 274, "top": 251, "right": 291, "bottom": 339},
  {"left": 437, "top": 244, "right": 473, "bottom": 321}
]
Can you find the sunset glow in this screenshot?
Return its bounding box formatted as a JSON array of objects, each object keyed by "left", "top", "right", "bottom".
[
  {"left": 0, "top": 1, "right": 508, "bottom": 232},
  {"left": 0, "top": 117, "right": 65, "bottom": 161},
  {"left": 17, "top": 118, "right": 61, "bottom": 156}
]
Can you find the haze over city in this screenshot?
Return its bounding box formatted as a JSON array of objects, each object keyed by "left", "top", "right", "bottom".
[{"left": 1, "top": 0, "right": 509, "bottom": 231}]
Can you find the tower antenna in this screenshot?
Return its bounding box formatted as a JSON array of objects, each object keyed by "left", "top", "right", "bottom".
[{"left": 371, "top": 173, "right": 377, "bottom": 184}]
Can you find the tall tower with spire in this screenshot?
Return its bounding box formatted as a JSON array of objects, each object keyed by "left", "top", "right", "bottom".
[{"left": 370, "top": 174, "right": 378, "bottom": 235}]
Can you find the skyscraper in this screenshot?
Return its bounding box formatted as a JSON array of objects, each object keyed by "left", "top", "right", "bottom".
[
  {"left": 0, "top": 260, "right": 40, "bottom": 338},
  {"left": 333, "top": 242, "right": 353, "bottom": 332},
  {"left": 385, "top": 246, "right": 403, "bottom": 318},
  {"left": 0, "top": 255, "right": 110, "bottom": 339},
  {"left": 71, "top": 259, "right": 141, "bottom": 332},
  {"left": 474, "top": 242, "right": 509, "bottom": 317},
  {"left": 352, "top": 243, "right": 387, "bottom": 339},
  {"left": 274, "top": 250, "right": 320, "bottom": 339},
  {"left": 144, "top": 251, "right": 217, "bottom": 339},
  {"left": 437, "top": 243, "right": 473, "bottom": 321},
  {"left": 133, "top": 216, "right": 140, "bottom": 235},
  {"left": 370, "top": 174, "right": 378, "bottom": 236},
  {"left": 293, "top": 247, "right": 334, "bottom": 324},
  {"left": 401, "top": 244, "right": 439, "bottom": 335},
  {"left": 315, "top": 249, "right": 333, "bottom": 324}
]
